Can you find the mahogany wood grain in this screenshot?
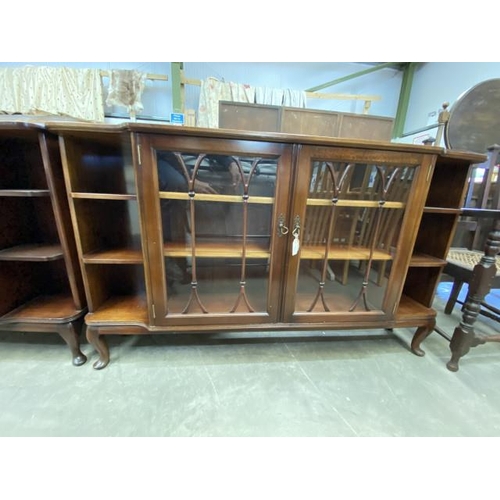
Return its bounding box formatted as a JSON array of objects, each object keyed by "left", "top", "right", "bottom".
[
  {"left": 0, "top": 294, "right": 82, "bottom": 323},
  {"left": 0, "top": 244, "right": 63, "bottom": 261},
  {"left": 45, "top": 122, "right": 483, "bottom": 368},
  {"left": 85, "top": 295, "right": 148, "bottom": 325},
  {"left": 0, "top": 125, "right": 87, "bottom": 364},
  {"left": 83, "top": 248, "right": 144, "bottom": 264},
  {"left": 409, "top": 254, "right": 447, "bottom": 267}
]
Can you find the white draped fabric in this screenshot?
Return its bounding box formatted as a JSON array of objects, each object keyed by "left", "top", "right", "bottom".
[
  {"left": 198, "top": 77, "right": 256, "bottom": 128},
  {"left": 255, "top": 87, "right": 307, "bottom": 107},
  {"left": 0, "top": 66, "right": 105, "bottom": 122}
]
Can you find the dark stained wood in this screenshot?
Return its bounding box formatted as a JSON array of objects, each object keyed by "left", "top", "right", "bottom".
[
  {"left": 0, "top": 244, "right": 63, "bottom": 261},
  {"left": 40, "top": 132, "right": 86, "bottom": 310},
  {"left": 409, "top": 254, "right": 447, "bottom": 267},
  {"left": 86, "top": 295, "right": 148, "bottom": 325},
  {"left": 1, "top": 294, "right": 83, "bottom": 323},
  {"left": 45, "top": 122, "right": 480, "bottom": 368},
  {"left": 0, "top": 125, "right": 87, "bottom": 365},
  {"left": 48, "top": 120, "right": 445, "bottom": 154},
  {"left": 442, "top": 217, "right": 500, "bottom": 371},
  {"left": 86, "top": 326, "right": 110, "bottom": 370},
  {"left": 83, "top": 248, "right": 144, "bottom": 264}
]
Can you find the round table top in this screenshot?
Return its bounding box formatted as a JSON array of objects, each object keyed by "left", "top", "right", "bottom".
[{"left": 445, "top": 78, "right": 500, "bottom": 154}]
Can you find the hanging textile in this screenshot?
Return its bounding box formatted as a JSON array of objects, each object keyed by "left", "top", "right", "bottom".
[
  {"left": 255, "top": 87, "right": 284, "bottom": 106},
  {"left": 198, "top": 77, "right": 255, "bottom": 128},
  {"left": 0, "top": 66, "right": 105, "bottom": 122},
  {"left": 283, "top": 89, "right": 307, "bottom": 108},
  {"left": 105, "top": 70, "right": 147, "bottom": 114},
  {"left": 255, "top": 87, "right": 307, "bottom": 108}
]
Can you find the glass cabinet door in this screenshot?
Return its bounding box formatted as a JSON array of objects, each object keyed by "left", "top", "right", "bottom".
[
  {"left": 282, "top": 145, "right": 423, "bottom": 323},
  {"left": 138, "top": 135, "right": 292, "bottom": 327}
]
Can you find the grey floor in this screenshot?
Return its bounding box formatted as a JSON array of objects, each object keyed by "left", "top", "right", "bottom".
[{"left": 1, "top": 284, "right": 499, "bottom": 437}]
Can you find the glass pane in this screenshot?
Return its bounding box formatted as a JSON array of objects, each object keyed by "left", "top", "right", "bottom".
[
  {"left": 296, "top": 160, "right": 415, "bottom": 314},
  {"left": 157, "top": 151, "right": 277, "bottom": 315}
]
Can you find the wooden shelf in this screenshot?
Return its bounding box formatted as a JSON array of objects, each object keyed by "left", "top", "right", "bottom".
[
  {"left": 72, "top": 192, "right": 136, "bottom": 200},
  {"left": 86, "top": 295, "right": 148, "bottom": 325},
  {"left": 164, "top": 241, "right": 270, "bottom": 258},
  {"left": 306, "top": 198, "right": 405, "bottom": 209},
  {"left": 409, "top": 253, "right": 447, "bottom": 267},
  {"left": 0, "top": 244, "right": 64, "bottom": 262},
  {"left": 395, "top": 295, "right": 434, "bottom": 320},
  {"left": 300, "top": 245, "right": 392, "bottom": 261},
  {"left": 0, "top": 189, "right": 50, "bottom": 197},
  {"left": 82, "top": 248, "right": 143, "bottom": 264},
  {"left": 423, "top": 206, "right": 461, "bottom": 214},
  {"left": 0, "top": 294, "right": 82, "bottom": 323},
  {"left": 159, "top": 191, "right": 274, "bottom": 205}
]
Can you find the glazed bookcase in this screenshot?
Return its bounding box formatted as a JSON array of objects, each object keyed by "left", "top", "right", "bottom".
[{"left": 49, "top": 122, "right": 484, "bottom": 369}]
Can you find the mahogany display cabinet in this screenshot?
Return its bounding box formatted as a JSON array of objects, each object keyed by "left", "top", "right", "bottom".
[
  {"left": 48, "top": 122, "right": 484, "bottom": 369},
  {"left": 0, "top": 122, "right": 87, "bottom": 365}
]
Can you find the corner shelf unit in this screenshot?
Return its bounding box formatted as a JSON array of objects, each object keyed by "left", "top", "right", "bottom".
[
  {"left": 0, "top": 122, "right": 87, "bottom": 365},
  {"left": 399, "top": 150, "right": 486, "bottom": 354}
]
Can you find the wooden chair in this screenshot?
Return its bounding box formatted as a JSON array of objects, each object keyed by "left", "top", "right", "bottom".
[
  {"left": 443, "top": 247, "right": 500, "bottom": 320},
  {"left": 435, "top": 214, "right": 500, "bottom": 371}
]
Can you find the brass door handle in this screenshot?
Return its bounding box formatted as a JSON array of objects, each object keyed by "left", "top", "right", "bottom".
[{"left": 277, "top": 214, "right": 289, "bottom": 236}]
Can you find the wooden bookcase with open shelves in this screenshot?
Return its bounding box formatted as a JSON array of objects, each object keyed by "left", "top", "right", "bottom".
[
  {"left": 0, "top": 123, "right": 87, "bottom": 365},
  {"left": 47, "top": 122, "right": 484, "bottom": 369},
  {"left": 404, "top": 151, "right": 485, "bottom": 355}
]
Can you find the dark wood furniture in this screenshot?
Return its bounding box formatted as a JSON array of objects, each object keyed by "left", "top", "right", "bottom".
[
  {"left": 48, "top": 122, "right": 483, "bottom": 369},
  {"left": 218, "top": 102, "right": 394, "bottom": 141},
  {"left": 443, "top": 247, "right": 500, "bottom": 319},
  {"left": 455, "top": 145, "right": 500, "bottom": 252},
  {"left": 0, "top": 122, "right": 87, "bottom": 365},
  {"left": 437, "top": 212, "right": 500, "bottom": 371}
]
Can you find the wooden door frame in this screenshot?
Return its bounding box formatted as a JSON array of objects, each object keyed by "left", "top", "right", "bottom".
[{"left": 136, "top": 132, "right": 293, "bottom": 327}]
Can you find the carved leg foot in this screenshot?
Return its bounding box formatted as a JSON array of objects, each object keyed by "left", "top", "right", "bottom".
[
  {"left": 446, "top": 324, "right": 473, "bottom": 372},
  {"left": 86, "top": 326, "right": 110, "bottom": 370},
  {"left": 411, "top": 322, "right": 435, "bottom": 357},
  {"left": 446, "top": 354, "right": 460, "bottom": 372},
  {"left": 57, "top": 321, "right": 87, "bottom": 366}
]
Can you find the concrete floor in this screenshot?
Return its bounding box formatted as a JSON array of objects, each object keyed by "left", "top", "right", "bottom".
[{"left": 0, "top": 286, "right": 499, "bottom": 437}]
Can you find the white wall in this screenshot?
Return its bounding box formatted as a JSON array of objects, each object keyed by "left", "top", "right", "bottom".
[
  {"left": 400, "top": 62, "right": 500, "bottom": 145},
  {"left": 1, "top": 62, "right": 402, "bottom": 122}
]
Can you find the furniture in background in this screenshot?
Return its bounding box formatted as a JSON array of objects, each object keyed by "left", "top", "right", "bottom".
[
  {"left": 452, "top": 144, "right": 500, "bottom": 251},
  {"left": 442, "top": 147, "right": 500, "bottom": 322},
  {"left": 443, "top": 246, "right": 500, "bottom": 320},
  {"left": 47, "top": 121, "right": 483, "bottom": 369},
  {"left": 0, "top": 122, "right": 87, "bottom": 365},
  {"left": 218, "top": 102, "right": 394, "bottom": 141},
  {"left": 435, "top": 211, "right": 500, "bottom": 371}
]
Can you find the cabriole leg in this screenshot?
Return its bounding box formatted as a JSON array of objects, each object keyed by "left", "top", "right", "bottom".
[
  {"left": 57, "top": 321, "right": 87, "bottom": 366},
  {"left": 86, "top": 326, "right": 110, "bottom": 370},
  {"left": 410, "top": 320, "right": 436, "bottom": 357}
]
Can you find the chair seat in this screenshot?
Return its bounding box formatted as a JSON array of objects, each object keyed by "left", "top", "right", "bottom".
[
  {"left": 446, "top": 248, "right": 500, "bottom": 274},
  {"left": 443, "top": 248, "right": 500, "bottom": 318}
]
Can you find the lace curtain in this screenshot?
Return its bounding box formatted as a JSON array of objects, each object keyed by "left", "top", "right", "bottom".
[{"left": 0, "top": 66, "right": 105, "bottom": 122}]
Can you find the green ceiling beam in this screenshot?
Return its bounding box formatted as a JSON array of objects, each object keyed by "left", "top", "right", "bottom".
[
  {"left": 171, "top": 62, "right": 184, "bottom": 114},
  {"left": 305, "top": 62, "right": 398, "bottom": 93},
  {"left": 392, "top": 62, "right": 416, "bottom": 139}
]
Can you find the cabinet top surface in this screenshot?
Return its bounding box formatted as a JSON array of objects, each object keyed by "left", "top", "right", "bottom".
[{"left": 10, "top": 120, "right": 484, "bottom": 161}]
